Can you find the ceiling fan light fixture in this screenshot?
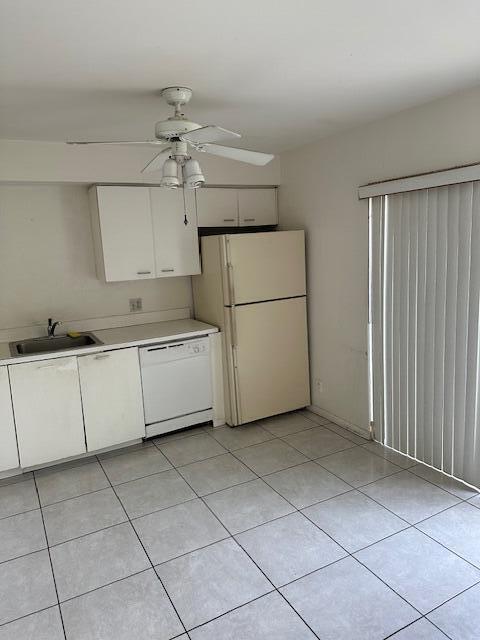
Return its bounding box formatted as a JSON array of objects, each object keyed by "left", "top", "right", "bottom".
[
  {"left": 160, "top": 157, "right": 180, "bottom": 189},
  {"left": 184, "top": 158, "right": 205, "bottom": 189}
]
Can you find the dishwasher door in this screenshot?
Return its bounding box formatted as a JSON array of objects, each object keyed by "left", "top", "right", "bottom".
[{"left": 139, "top": 337, "right": 212, "bottom": 425}]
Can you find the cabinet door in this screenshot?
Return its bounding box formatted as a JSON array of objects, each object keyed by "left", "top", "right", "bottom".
[
  {"left": 150, "top": 187, "right": 200, "bottom": 277},
  {"left": 9, "top": 357, "right": 86, "bottom": 468},
  {"left": 238, "top": 189, "right": 277, "bottom": 226},
  {"left": 196, "top": 188, "right": 239, "bottom": 227},
  {"left": 0, "top": 366, "right": 19, "bottom": 472},
  {"left": 94, "top": 186, "right": 155, "bottom": 282},
  {"left": 78, "top": 348, "right": 145, "bottom": 451}
]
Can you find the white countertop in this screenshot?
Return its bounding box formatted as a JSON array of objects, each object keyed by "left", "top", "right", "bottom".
[{"left": 0, "top": 319, "right": 218, "bottom": 366}]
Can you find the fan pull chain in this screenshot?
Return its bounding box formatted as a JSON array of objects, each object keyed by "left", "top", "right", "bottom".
[{"left": 182, "top": 184, "right": 188, "bottom": 225}]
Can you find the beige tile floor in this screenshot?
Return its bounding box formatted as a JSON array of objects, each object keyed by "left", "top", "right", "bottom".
[{"left": 0, "top": 410, "right": 479, "bottom": 639}]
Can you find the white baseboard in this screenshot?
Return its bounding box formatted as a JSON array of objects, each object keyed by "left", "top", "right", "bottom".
[
  {"left": 0, "top": 307, "right": 191, "bottom": 343},
  {"left": 308, "top": 404, "right": 371, "bottom": 440}
]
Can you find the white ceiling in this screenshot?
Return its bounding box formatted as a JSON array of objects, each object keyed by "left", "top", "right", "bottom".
[{"left": 1, "top": 0, "right": 480, "bottom": 153}]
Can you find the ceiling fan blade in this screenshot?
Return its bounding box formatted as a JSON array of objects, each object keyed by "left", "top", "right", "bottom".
[
  {"left": 141, "top": 148, "right": 172, "bottom": 173},
  {"left": 66, "top": 140, "right": 168, "bottom": 146},
  {"left": 199, "top": 144, "right": 274, "bottom": 166},
  {"left": 182, "top": 126, "right": 241, "bottom": 145}
]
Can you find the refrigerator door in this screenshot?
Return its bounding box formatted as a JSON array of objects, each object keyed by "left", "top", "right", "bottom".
[
  {"left": 229, "top": 296, "right": 310, "bottom": 425},
  {"left": 225, "top": 230, "right": 306, "bottom": 305}
]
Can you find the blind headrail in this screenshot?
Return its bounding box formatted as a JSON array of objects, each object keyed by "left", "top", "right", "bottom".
[{"left": 358, "top": 160, "right": 480, "bottom": 199}]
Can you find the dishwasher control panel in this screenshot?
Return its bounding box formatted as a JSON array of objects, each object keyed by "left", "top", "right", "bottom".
[{"left": 140, "top": 337, "right": 210, "bottom": 365}]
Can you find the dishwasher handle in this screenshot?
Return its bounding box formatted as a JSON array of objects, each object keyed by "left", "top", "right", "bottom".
[{"left": 139, "top": 337, "right": 210, "bottom": 364}]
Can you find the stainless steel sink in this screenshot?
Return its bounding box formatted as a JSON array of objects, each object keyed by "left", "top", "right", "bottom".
[{"left": 10, "top": 332, "right": 103, "bottom": 356}]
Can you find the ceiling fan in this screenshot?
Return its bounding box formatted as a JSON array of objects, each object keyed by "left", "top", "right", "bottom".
[{"left": 67, "top": 86, "right": 274, "bottom": 189}]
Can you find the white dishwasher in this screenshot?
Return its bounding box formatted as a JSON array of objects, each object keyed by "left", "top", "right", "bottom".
[{"left": 139, "top": 336, "right": 213, "bottom": 438}]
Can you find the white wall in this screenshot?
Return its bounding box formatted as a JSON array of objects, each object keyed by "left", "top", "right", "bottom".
[
  {"left": 279, "top": 85, "right": 480, "bottom": 434},
  {"left": 0, "top": 184, "right": 192, "bottom": 338}
]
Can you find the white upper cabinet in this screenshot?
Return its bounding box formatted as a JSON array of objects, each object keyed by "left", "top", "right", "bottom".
[
  {"left": 90, "top": 186, "right": 155, "bottom": 282},
  {"left": 196, "top": 188, "right": 277, "bottom": 227},
  {"left": 0, "top": 366, "right": 19, "bottom": 472},
  {"left": 78, "top": 348, "right": 145, "bottom": 452},
  {"left": 9, "top": 357, "right": 86, "bottom": 468},
  {"left": 196, "top": 188, "right": 239, "bottom": 227},
  {"left": 89, "top": 185, "right": 200, "bottom": 281},
  {"left": 150, "top": 187, "right": 200, "bottom": 277},
  {"left": 238, "top": 189, "right": 278, "bottom": 226}
]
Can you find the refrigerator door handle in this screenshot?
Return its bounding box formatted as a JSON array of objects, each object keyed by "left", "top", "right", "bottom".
[
  {"left": 227, "top": 262, "right": 236, "bottom": 306},
  {"left": 223, "top": 237, "right": 236, "bottom": 306},
  {"left": 230, "top": 306, "right": 238, "bottom": 347},
  {"left": 231, "top": 343, "right": 242, "bottom": 424}
]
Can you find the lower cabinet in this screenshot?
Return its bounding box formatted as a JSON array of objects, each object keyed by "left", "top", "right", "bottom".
[
  {"left": 78, "top": 348, "right": 145, "bottom": 451},
  {"left": 0, "top": 366, "right": 19, "bottom": 472},
  {"left": 9, "top": 356, "right": 86, "bottom": 468}
]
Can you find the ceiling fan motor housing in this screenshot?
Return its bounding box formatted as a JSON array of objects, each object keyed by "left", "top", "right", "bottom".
[{"left": 155, "top": 118, "right": 201, "bottom": 139}]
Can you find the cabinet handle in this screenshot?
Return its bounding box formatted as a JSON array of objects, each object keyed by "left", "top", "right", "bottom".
[
  {"left": 94, "top": 354, "right": 110, "bottom": 360},
  {"left": 244, "top": 218, "right": 256, "bottom": 222},
  {"left": 223, "top": 218, "right": 235, "bottom": 222},
  {"left": 137, "top": 270, "right": 151, "bottom": 275},
  {"left": 161, "top": 268, "right": 175, "bottom": 273}
]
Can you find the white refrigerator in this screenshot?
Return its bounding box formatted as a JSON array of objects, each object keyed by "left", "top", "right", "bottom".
[{"left": 193, "top": 230, "right": 310, "bottom": 426}]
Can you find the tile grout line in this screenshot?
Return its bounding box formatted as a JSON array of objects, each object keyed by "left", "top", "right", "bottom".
[
  {"left": 32, "top": 472, "right": 68, "bottom": 640},
  {"left": 339, "top": 480, "right": 480, "bottom": 573},
  {"left": 411, "top": 523, "right": 480, "bottom": 572},
  {"left": 354, "top": 529, "right": 480, "bottom": 625},
  {"left": 406, "top": 467, "right": 478, "bottom": 501},
  {"left": 358, "top": 443, "right": 479, "bottom": 501},
  {"left": 382, "top": 616, "right": 453, "bottom": 640},
  {"left": 96, "top": 454, "right": 190, "bottom": 638},
  {"left": 58, "top": 567, "right": 152, "bottom": 606},
  {"left": 272, "top": 430, "right": 409, "bottom": 490},
  {"left": 0, "top": 604, "right": 66, "bottom": 632},
  {"left": 0, "top": 504, "right": 41, "bottom": 523}
]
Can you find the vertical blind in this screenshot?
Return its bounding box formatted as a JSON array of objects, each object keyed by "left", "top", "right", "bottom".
[{"left": 370, "top": 182, "right": 480, "bottom": 489}]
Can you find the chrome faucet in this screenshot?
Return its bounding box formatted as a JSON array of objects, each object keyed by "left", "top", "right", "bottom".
[{"left": 47, "top": 318, "right": 61, "bottom": 337}]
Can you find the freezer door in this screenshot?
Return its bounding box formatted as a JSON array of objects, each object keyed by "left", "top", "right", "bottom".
[
  {"left": 225, "top": 230, "right": 306, "bottom": 305},
  {"left": 231, "top": 297, "right": 310, "bottom": 424}
]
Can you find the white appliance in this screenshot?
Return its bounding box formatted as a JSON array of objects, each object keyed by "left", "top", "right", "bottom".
[
  {"left": 139, "top": 337, "right": 213, "bottom": 437},
  {"left": 193, "top": 230, "right": 310, "bottom": 426}
]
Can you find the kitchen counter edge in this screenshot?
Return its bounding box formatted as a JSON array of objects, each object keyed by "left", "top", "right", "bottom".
[{"left": 0, "top": 319, "right": 218, "bottom": 367}]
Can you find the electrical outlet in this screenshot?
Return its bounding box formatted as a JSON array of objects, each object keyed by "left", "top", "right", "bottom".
[
  {"left": 129, "top": 298, "right": 143, "bottom": 312},
  {"left": 314, "top": 379, "right": 324, "bottom": 393}
]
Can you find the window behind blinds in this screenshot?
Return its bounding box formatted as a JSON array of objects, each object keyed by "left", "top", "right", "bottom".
[{"left": 370, "top": 182, "right": 480, "bottom": 489}]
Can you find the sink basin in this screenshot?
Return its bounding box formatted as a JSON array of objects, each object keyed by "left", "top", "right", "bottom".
[{"left": 10, "top": 332, "right": 103, "bottom": 356}]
